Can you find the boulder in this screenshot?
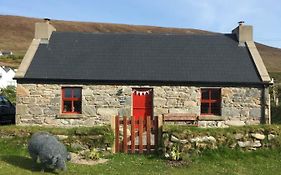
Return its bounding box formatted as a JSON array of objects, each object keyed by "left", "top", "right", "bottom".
[{"left": 251, "top": 133, "right": 265, "bottom": 140}]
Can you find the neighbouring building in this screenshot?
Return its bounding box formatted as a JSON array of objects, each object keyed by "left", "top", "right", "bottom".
[
  {"left": 0, "top": 66, "right": 17, "bottom": 88},
  {"left": 15, "top": 19, "right": 272, "bottom": 127},
  {"left": 0, "top": 50, "right": 13, "bottom": 56}
]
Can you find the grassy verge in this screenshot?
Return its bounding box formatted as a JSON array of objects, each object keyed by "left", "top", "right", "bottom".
[{"left": 0, "top": 137, "right": 281, "bottom": 175}]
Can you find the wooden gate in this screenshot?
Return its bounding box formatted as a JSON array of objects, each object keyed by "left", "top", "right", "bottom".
[{"left": 111, "top": 115, "right": 162, "bottom": 154}]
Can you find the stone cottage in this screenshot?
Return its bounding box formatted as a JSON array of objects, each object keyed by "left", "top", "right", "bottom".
[{"left": 15, "top": 19, "right": 272, "bottom": 127}]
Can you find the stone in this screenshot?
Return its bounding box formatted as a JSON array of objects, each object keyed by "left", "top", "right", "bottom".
[
  {"left": 179, "top": 139, "right": 189, "bottom": 144},
  {"left": 183, "top": 101, "right": 197, "bottom": 107},
  {"left": 83, "top": 89, "right": 93, "bottom": 96},
  {"left": 154, "top": 108, "right": 169, "bottom": 116},
  {"left": 225, "top": 120, "right": 245, "bottom": 126},
  {"left": 119, "top": 126, "right": 131, "bottom": 136},
  {"left": 56, "top": 135, "right": 68, "bottom": 140},
  {"left": 44, "top": 117, "right": 58, "bottom": 125},
  {"left": 170, "top": 135, "right": 180, "bottom": 142},
  {"left": 238, "top": 141, "right": 251, "bottom": 148},
  {"left": 89, "top": 118, "right": 101, "bottom": 125},
  {"left": 83, "top": 105, "right": 97, "bottom": 116},
  {"left": 169, "top": 108, "right": 189, "bottom": 113},
  {"left": 222, "top": 107, "right": 240, "bottom": 117},
  {"left": 166, "top": 98, "right": 177, "bottom": 107},
  {"left": 222, "top": 89, "right": 232, "bottom": 97},
  {"left": 71, "top": 142, "right": 87, "bottom": 151},
  {"left": 252, "top": 140, "right": 262, "bottom": 147},
  {"left": 28, "top": 105, "right": 43, "bottom": 115},
  {"left": 268, "top": 134, "right": 276, "bottom": 140},
  {"left": 234, "top": 133, "right": 244, "bottom": 140},
  {"left": 249, "top": 108, "right": 261, "bottom": 118},
  {"left": 251, "top": 133, "right": 265, "bottom": 140},
  {"left": 16, "top": 85, "right": 29, "bottom": 96},
  {"left": 97, "top": 108, "right": 118, "bottom": 118},
  {"left": 217, "top": 121, "right": 229, "bottom": 128},
  {"left": 118, "top": 107, "right": 131, "bottom": 117},
  {"left": 16, "top": 104, "right": 28, "bottom": 115},
  {"left": 190, "top": 136, "right": 216, "bottom": 143},
  {"left": 16, "top": 84, "right": 266, "bottom": 127},
  {"left": 154, "top": 97, "right": 167, "bottom": 107}
]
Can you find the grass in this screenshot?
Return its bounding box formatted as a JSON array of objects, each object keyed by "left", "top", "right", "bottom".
[
  {"left": 1, "top": 137, "right": 281, "bottom": 174},
  {"left": 270, "top": 72, "right": 281, "bottom": 83}
]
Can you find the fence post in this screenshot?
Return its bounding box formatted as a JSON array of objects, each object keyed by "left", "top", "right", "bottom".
[
  {"left": 115, "top": 116, "right": 120, "bottom": 153},
  {"left": 110, "top": 116, "right": 116, "bottom": 153},
  {"left": 131, "top": 115, "right": 135, "bottom": 153},
  {"left": 139, "top": 116, "right": 143, "bottom": 154},
  {"left": 157, "top": 115, "right": 163, "bottom": 149},
  {"left": 146, "top": 116, "right": 151, "bottom": 153},
  {"left": 123, "top": 116, "right": 128, "bottom": 153}
]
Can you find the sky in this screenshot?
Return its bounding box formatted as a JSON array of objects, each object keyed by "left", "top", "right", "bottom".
[{"left": 1, "top": 0, "right": 281, "bottom": 48}]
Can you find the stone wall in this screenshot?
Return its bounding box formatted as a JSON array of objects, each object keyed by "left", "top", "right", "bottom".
[
  {"left": 16, "top": 83, "right": 266, "bottom": 127},
  {"left": 163, "top": 125, "right": 279, "bottom": 161}
]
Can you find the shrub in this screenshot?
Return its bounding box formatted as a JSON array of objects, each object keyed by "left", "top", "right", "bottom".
[{"left": 0, "top": 86, "right": 16, "bottom": 104}]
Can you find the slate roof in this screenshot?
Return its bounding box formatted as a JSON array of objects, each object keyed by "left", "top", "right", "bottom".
[{"left": 24, "top": 32, "right": 262, "bottom": 85}]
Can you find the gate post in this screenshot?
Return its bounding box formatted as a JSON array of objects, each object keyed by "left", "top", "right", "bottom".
[
  {"left": 110, "top": 116, "right": 116, "bottom": 153},
  {"left": 157, "top": 115, "right": 163, "bottom": 149}
]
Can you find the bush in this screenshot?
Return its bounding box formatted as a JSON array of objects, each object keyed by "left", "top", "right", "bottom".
[{"left": 0, "top": 86, "right": 16, "bottom": 104}]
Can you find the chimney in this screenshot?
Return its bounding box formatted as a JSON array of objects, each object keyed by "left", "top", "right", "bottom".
[
  {"left": 34, "top": 18, "right": 56, "bottom": 43},
  {"left": 232, "top": 21, "right": 253, "bottom": 46}
]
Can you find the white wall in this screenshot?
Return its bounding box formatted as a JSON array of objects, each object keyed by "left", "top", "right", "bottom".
[{"left": 0, "top": 67, "right": 17, "bottom": 88}]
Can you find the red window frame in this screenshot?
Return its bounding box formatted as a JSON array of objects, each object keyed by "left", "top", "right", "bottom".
[
  {"left": 61, "top": 87, "right": 82, "bottom": 114},
  {"left": 201, "top": 88, "right": 221, "bottom": 115}
]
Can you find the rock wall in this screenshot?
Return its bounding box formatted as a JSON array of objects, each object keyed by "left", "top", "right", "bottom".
[
  {"left": 163, "top": 126, "right": 278, "bottom": 161},
  {"left": 16, "top": 83, "right": 266, "bottom": 127}
]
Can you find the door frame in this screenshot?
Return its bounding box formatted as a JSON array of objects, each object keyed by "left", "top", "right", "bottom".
[{"left": 131, "top": 87, "right": 154, "bottom": 119}]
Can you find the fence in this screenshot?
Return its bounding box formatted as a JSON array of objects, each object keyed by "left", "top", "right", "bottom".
[{"left": 111, "top": 115, "right": 163, "bottom": 154}]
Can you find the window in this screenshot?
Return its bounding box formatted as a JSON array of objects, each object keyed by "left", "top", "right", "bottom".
[
  {"left": 62, "top": 87, "right": 82, "bottom": 114},
  {"left": 201, "top": 88, "right": 221, "bottom": 115}
]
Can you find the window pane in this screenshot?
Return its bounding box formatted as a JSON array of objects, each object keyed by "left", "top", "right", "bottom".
[
  {"left": 64, "top": 88, "right": 72, "bottom": 98},
  {"left": 63, "top": 101, "right": 72, "bottom": 112},
  {"left": 74, "top": 101, "right": 82, "bottom": 113},
  {"left": 73, "top": 88, "right": 81, "bottom": 98},
  {"left": 0, "top": 97, "right": 7, "bottom": 105},
  {"left": 201, "top": 90, "right": 209, "bottom": 100},
  {"left": 211, "top": 102, "right": 221, "bottom": 115},
  {"left": 201, "top": 103, "right": 209, "bottom": 114},
  {"left": 211, "top": 89, "right": 220, "bottom": 100}
]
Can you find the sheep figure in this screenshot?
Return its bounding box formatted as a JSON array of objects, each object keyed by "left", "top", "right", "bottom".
[{"left": 28, "top": 132, "right": 71, "bottom": 172}]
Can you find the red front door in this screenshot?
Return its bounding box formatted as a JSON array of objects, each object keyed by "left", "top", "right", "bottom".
[{"left": 132, "top": 88, "right": 153, "bottom": 123}]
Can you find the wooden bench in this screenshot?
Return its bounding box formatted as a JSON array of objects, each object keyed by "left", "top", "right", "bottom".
[{"left": 163, "top": 113, "right": 199, "bottom": 126}]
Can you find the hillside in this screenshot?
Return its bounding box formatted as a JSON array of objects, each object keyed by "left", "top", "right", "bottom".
[{"left": 0, "top": 15, "right": 281, "bottom": 74}]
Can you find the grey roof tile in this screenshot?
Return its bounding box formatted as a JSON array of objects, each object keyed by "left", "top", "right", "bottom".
[{"left": 24, "top": 32, "right": 262, "bottom": 84}]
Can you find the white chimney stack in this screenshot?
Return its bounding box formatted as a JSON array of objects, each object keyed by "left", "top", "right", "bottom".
[
  {"left": 232, "top": 21, "right": 253, "bottom": 46},
  {"left": 34, "top": 18, "right": 56, "bottom": 43}
]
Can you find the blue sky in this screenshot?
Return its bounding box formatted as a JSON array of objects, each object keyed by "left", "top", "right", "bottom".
[{"left": 1, "top": 0, "right": 281, "bottom": 48}]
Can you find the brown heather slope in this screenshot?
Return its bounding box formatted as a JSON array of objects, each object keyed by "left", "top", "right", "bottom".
[
  {"left": 0, "top": 15, "right": 212, "bottom": 55},
  {"left": 0, "top": 15, "right": 280, "bottom": 73}
]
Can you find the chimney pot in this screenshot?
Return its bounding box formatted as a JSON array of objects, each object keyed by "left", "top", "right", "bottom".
[
  {"left": 238, "top": 21, "right": 245, "bottom": 26},
  {"left": 44, "top": 18, "right": 51, "bottom": 24}
]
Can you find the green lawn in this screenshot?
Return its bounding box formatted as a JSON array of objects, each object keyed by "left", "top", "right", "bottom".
[{"left": 0, "top": 138, "right": 281, "bottom": 175}]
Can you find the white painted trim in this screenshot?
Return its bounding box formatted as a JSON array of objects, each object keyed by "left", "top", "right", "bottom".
[
  {"left": 246, "top": 41, "right": 271, "bottom": 83},
  {"left": 15, "top": 39, "right": 41, "bottom": 78}
]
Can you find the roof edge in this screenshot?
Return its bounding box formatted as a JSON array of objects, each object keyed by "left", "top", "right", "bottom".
[
  {"left": 16, "top": 78, "right": 267, "bottom": 87},
  {"left": 246, "top": 41, "right": 271, "bottom": 83},
  {"left": 15, "top": 39, "right": 41, "bottom": 78}
]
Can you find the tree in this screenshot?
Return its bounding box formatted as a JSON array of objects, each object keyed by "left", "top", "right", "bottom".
[{"left": 0, "top": 86, "right": 16, "bottom": 104}]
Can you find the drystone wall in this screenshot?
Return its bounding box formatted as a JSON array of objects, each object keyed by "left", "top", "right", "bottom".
[
  {"left": 16, "top": 83, "right": 267, "bottom": 127},
  {"left": 163, "top": 126, "right": 278, "bottom": 161}
]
